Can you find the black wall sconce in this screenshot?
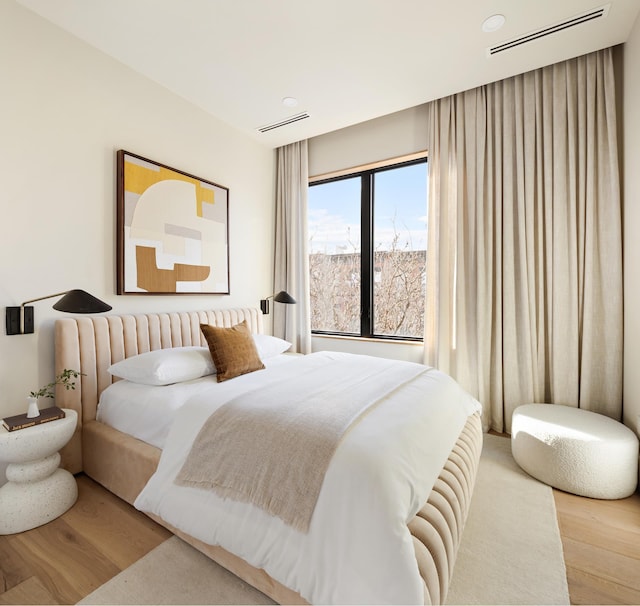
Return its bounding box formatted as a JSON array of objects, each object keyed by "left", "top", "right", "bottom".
[
  {"left": 6, "top": 289, "right": 112, "bottom": 335},
  {"left": 260, "top": 290, "right": 296, "bottom": 315}
]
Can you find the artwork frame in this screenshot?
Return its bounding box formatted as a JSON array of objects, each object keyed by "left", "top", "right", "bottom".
[{"left": 116, "top": 150, "right": 230, "bottom": 295}]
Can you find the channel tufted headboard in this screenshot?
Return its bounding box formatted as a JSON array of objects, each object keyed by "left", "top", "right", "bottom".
[{"left": 54, "top": 307, "right": 263, "bottom": 473}]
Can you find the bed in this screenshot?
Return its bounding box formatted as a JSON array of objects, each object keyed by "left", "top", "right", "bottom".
[{"left": 54, "top": 307, "right": 482, "bottom": 605}]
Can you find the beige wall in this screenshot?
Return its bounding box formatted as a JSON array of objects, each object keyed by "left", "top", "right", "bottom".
[
  {"left": 0, "top": 2, "right": 275, "bottom": 421},
  {"left": 309, "top": 105, "right": 428, "bottom": 178},
  {"left": 623, "top": 14, "right": 640, "bottom": 436}
]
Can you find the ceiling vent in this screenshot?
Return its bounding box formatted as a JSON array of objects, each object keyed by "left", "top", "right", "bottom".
[
  {"left": 257, "top": 112, "right": 311, "bottom": 133},
  {"left": 488, "top": 4, "right": 610, "bottom": 56}
]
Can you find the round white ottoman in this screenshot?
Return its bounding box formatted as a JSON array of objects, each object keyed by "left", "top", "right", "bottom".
[{"left": 511, "top": 404, "right": 639, "bottom": 499}]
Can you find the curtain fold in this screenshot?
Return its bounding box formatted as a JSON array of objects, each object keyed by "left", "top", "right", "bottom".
[
  {"left": 424, "top": 48, "right": 622, "bottom": 432},
  {"left": 273, "top": 140, "right": 312, "bottom": 354}
]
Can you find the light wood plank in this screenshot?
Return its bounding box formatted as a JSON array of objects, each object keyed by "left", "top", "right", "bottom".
[
  {"left": 554, "top": 490, "right": 640, "bottom": 535},
  {"left": 560, "top": 536, "right": 640, "bottom": 591},
  {"left": 553, "top": 488, "right": 640, "bottom": 605},
  {"left": 0, "top": 475, "right": 171, "bottom": 605},
  {"left": 62, "top": 475, "right": 171, "bottom": 569},
  {"left": 556, "top": 507, "right": 640, "bottom": 560},
  {"left": 565, "top": 566, "right": 640, "bottom": 605},
  {"left": 8, "top": 517, "right": 121, "bottom": 604},
  {"left": 0, "top": 576, "right": 60, "bottom": 605},
  {"left": 0, "top": 534, "right": 31, "bottom": 594}
]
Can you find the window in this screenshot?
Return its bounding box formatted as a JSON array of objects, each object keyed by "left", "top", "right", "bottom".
[{"left": 308, "top": 157, "right": 427, "bottom": 340}]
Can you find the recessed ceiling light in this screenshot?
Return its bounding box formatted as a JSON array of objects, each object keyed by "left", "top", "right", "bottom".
[
  {"left": 282, "top": 97, "right": 298, "bottom": 107},
  {"left": 482, "top": 14, "right": 506, "bottom": 33}
]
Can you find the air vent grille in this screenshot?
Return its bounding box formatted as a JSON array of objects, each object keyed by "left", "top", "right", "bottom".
[
  {"left": 488, "top": 4, "right": 610, "bottom": 56},
  {"left": 257, "top": 112, "right": 310, "bottom": 133}
]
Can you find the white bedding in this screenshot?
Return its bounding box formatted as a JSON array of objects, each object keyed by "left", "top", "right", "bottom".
[
  {"left": 134, "top": 351, "right": 481, "bottom": 605},
  {"left": 97, "top": 355, "right": 295, "bottom": 449}
]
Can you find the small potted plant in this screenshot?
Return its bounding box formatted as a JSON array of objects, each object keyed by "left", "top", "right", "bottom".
[{"left": 27, "top": 368, "right": 83, "bottom": 418}]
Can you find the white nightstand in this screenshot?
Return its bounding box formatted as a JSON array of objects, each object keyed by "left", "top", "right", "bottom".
[{"left": 0, "top": 408, "right": 78, "bottom": 534}]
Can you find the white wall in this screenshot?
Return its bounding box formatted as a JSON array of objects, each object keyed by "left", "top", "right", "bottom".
[
  {"left": 308, "top": 105, "right": 428, "bottom": 363},
  {"left": 0, "top": 2, "right": 275, "bottom": 421},
  {"left": 623, "top": 15, "right": 640, "bottom": 437}
]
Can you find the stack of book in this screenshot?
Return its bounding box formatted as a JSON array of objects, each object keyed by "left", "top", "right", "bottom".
[{"left": 2, "top": 406, "right": 66, "bottom": 432}]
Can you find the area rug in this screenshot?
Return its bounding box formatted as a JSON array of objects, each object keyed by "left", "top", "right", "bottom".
[
  {"left": 79, "top": 434, "right": 569, "bottom": 605},
  {"left": 445, "top": 434, "right": 569, "bottom": 605}
]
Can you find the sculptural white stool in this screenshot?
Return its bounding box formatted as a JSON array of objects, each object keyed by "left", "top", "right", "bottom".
[{"left": 511, "top": 404, "right": 638, "bottom": 499}]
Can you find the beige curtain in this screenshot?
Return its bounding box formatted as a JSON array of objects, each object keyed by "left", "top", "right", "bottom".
[
  {"left": 424, "top": 48, "right": 622, "bottom": 432},
  {"left": 273, "top": 140, "right": 312, "bottom": 353}
]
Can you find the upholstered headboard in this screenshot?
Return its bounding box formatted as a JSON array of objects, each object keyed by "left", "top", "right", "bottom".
[{"left": 54, "top": 307, "right": 263, "bottom": 473}]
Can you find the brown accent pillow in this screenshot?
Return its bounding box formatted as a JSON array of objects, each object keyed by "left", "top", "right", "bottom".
[{"left": 200, "top": 321, "right": 265, "bottom": 382}]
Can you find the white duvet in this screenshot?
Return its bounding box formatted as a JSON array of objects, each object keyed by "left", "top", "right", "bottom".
[{"left": 134, "top": 351, "right": 481, "bottom": 605}]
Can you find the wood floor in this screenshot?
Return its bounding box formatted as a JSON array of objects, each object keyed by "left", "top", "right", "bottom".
[
  {"left": 0, "top": 473, "right": 639, "bottom": 605},
  {"left": 0, "top": 474, "right": 171, "bottom": 605},
  {"left": 554, "top": 488, "right": 640, "bottom": 605}
]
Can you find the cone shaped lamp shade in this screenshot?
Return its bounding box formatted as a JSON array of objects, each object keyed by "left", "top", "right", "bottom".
[
  {"left": 52, "top": 289, "right": 112, "bottom": 313},
  {"left": 273, "top": 291, "right": 296, "bottom": 304}
]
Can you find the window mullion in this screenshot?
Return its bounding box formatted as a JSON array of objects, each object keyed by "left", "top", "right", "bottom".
[{"left": 360, "top": 172, "right": 373, "bottom": 337}]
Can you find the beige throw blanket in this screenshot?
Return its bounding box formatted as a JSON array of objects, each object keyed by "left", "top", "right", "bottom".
[{"left": 175, "top": 355, "right": 427, "bottom": 532}]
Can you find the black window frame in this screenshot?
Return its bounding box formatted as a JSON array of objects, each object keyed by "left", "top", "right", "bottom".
[{"left": 309, "top": 156, "right": 427, "bottom": 342}]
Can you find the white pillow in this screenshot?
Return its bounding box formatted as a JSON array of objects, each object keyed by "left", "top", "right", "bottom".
[
  {"left": 252, "top": 334, "right": 292, "bottom": 359},
  {"left": 108, "top": 346, "right": 216, "bottom": 386}
]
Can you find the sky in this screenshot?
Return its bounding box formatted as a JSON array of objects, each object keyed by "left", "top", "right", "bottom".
[{"left": 308, "top": 161, "right": 428, "bottom": 255}]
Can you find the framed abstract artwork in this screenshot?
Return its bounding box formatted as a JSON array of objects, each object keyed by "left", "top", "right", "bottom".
[{"left": 116, "top": 150, "right": 230, "bottom": 295}]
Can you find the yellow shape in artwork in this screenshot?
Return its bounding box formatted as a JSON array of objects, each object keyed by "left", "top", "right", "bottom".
[{"left": 125, "top": 160, "right": 214, "bottom": 217}]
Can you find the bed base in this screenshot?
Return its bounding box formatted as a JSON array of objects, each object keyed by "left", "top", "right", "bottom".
[
  {"left": 81, "top": 411, "right": 482, "bottom": 605},
  {"left": 55, "top": 308, "right": 482, "bottom": 605}
]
